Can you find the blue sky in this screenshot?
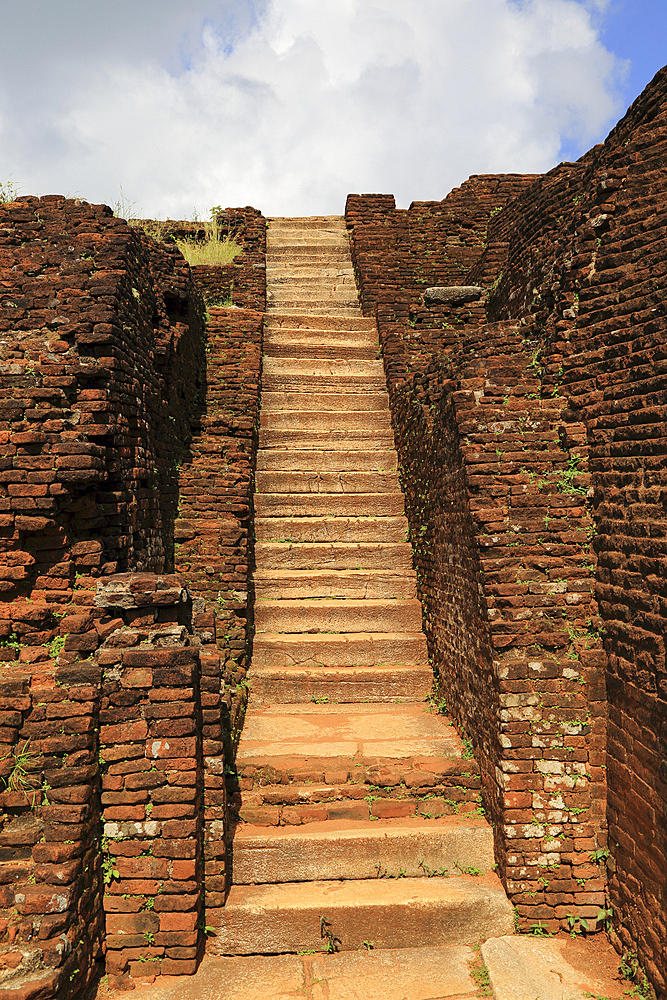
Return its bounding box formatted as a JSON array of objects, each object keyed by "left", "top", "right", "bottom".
[
  {"left": 600, "top": 0, "right": 667, "bottom": 106},
  {"left": 0, "top": 0, "right": 664, "bottom": 216}
]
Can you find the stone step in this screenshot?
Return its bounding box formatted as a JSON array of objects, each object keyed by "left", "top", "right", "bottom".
[
  {"left": 266, "top": 232, "right": 349, "bottom": 243},
  {"left": 260, "top": 391, "right": 389, "bottom": 412},
  {"left": 237, "top": 702, "right": 457, "bottom": 760},
  {"left": 254, "top": 598, "right": 424, "bottom": 634},
  {"left": 264, "top": 314, "right": 374, "bottom": 331},
  {"left": 254, "top": 493, "right": 405, "bottom": 517},
  {"left": 266, "top": 252, "right": 354, "bottom": 269},
  {"left": 267, "top": 305, "right": 362, "bottom": 317},
  {"left": 264, "top": 341, "right": 379, "bottom": 360},
  {"left": 255, "top": 470, "right": 399, "bottom": 493},
  {"left": 262, "top": 373, "right": 387, "bottom": 393},
  {"left": 165, "top": 947, "right": 479, "bottom": 1000},
  {"left": 264, "top": 326, "right": 374, "bottom": 343},
  {"left": 268, "top": 215, "right": 345, "bottom": 228},
  {"left": 251, "top": 630, "right": 428, "bottom": 667},
  {"left": 234, "top": 764, "right": 482, "bottom": 827},
  {"left": 268, "top": 291, "right": 357, "bottom": 304},
  {"left": 253, "top": 568, "right": 416, "bottom": 599},
  {"left": 260, "top": 410, "right": 391, "bottom": 431},
  {"left": 232, "top": 816, "right": 494, "bottom": 884},
  {"left": 213, "top": 874, "right": 515, "bottom": 954},
  {"left": 258, "top": 428, "right": 395, "bottom": 449},
  {"left": 266, "top": 238, "right": 350, "bottom": 248},
  {"left": 254, "top": 515, "right": 407, "bottom": 542},
  {"left": 256, "top": 449, "right": 397, "bottom": 472},
  {"left": 266, "top": 267, "right": 356, "bottom": 280},
  {"left": 253, "top": 541, "right": 414, "bottom": 570},
  {"left": 248, "top": 663, "right": 430, "bottom": 702},
  {"left": 268, "top": 278, "right": 356, "bottom": 291},
  {"left": 264, "top": 358, "right": 383, "bottom": 376}
]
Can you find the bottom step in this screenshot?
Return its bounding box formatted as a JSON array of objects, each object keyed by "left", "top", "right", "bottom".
[
  {"left": 116, "top": 946, "right": 479, "bottom": 999},
  {"left": 213, "top": 875, "right": 514, "bottom": 954}
]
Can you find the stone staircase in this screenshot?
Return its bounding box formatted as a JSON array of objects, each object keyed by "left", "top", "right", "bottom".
[{"left": 217, "top": 217, "right": 514, "bottom": 961}]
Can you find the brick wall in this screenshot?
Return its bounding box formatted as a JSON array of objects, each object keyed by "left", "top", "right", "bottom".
[
  {"left": 347, "top": 181, "right": 609, "bottom": 935},
  {"left": 476, "top": 69, "right": 667, "bottom": 993},
  {"left": 0, "top": 196, "right": 266, "bottom": 995},
  {"left": 347, "top": 66, "right": 667, "bottom": 993}
]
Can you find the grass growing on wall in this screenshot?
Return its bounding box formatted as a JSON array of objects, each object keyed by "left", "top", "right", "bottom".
[
  {"left": 175, "top": 221, "right": 242, "bottom": 266},
  {"left": 0, "top": 179, "right": 20, "bottom": 202}
]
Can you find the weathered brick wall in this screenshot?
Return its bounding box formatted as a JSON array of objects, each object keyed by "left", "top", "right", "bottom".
[
  {"left": 348, "top": 66, "right": 667, "bottom": 992},
  {"left": 471, "top": 68, "right": 667, "bottom": 992},
  {"left": 347, "top": 179, "right": 609, "bottom": 935},
  {"left": 94, "top": 574, "right": 203, "bottom": 988},
  {"left": 174, "top": 305, "right": 264, "bottom": 928},
  {"left": 0, "top": 195, "right": 266, "bottom": 995},
  {"left": 0, "top": 195, "right": 205, "bottom": 608},
  {"left": 133, "top": 208, "right": 266, "bottom": 311}
]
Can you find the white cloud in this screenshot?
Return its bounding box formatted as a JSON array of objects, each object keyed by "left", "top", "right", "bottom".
[{"left": 0, "top": 0, "right": 627, "bottom": 216}]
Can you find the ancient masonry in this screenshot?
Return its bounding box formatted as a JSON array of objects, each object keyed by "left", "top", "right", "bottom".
[
  {"left": 218, "top": 215, "right": 513, "bottom": 956},
  {"left": 0, "top": 65, "right": 665, "bottom": 1000}
]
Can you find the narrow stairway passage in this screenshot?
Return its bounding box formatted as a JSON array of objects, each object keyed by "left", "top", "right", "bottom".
[{"left": 215, "top": 215, "right": 514, "bottom": 960}]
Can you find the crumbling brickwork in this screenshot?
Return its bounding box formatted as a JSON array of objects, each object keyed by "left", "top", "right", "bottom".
[
  {"left": 347, "top": 66, "right": 667, "bottom": 992},
  {"left": 0, "top": 196, "right": 265, "bottom": 996}
]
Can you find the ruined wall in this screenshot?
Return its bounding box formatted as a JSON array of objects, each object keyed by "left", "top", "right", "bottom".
[
  {"left": 474, "top": 68, "right": 667, "bottom": 992},
  {"left": 174, "top": 304, "right": 264, "bottom": 930},
  {"left": 347, "top": 66, "right": 667, "bottom": 991},
  {"left": 347, "top": 181, "right": 609, "bottom": 935},
  {"left": 0, "top": 196, "right": 266, "bottom": 995},
  {"left": 133, "top": 208, "right": 266, "bottom": 311}
]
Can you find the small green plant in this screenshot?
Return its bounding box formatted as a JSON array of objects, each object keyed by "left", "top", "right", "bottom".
[
  {"left": 471, "top": 961, "right": 492, "bottom": 996},
  {"left": 143, "top": 932, "right": 154, "bottom": 945},
  {"left": 426, "top": 692, "right": 448, "bottom": 715},
  {"left": 527, "top": 921, "right": 551, "bottom": 936},
  {"left": 454, "top": 860, "right": 484, "bottom": 876},
  {"left": 0, "top": 631, "right": 21, "bottom": 652},
  {"left": 589, "top": 847, "right": 610, "bottom": 864},
  {"left": 566, "top": 913, "right": 589, "bottom": 937},
  {"left": 320, "top": 915, "right": 341, "bottom": 954},
  {"left": 360, "top": 940, "right": 374, "bottom": 951},
  {"left": 44, "top": 634, "right": 68, "bottom": 659},
  {"left": 418, "top": 859, "right": 449, "bottom": 878},
  {"left": 0, "top": 739, "right": 39, "bottom": 800},
  {"left": 101, "top": 837, "right": 120, "bottom": 886},
  {"left": 556, "top": 455, "right": 588, "bottom": 496}
]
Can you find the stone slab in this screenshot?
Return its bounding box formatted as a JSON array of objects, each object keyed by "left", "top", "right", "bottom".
[
  {"left": 254, "top": 515, "right": 408, "bottom": 542},
  {"left": 256, "top": 448, "right": 397, "bottom": 471},
  {"left": 261, "top": 390, "right": 388, "bottom": 411},
  {"left": 232, "top": 816, "right": 494, "bottom": 883},
  {"left": 251, "top": 630, "right": 428, "bottom": 666},
  {"left": 481, "top": 935, "right": 630, "bottom": 1000},
  {"left": 260, "top": 410, "right": 391, "bottom": 431},
  {"left": 255, "top": 471, "right": 400, "bottom": 494},
  {"left": 254, "top": 541, "right": 414, "bottom": 570},
  {"left": 249, "top": 663, "right": 431, "bottom": 702},
  {"left": 253, "top": 568, "right": 416, "bottom": 599},
  {"left": 254, "top": 598, "right": 423, "bottom": 633},
  {"left": 100, "top": 947, "right": 479, "bottom": 1000},
  {"left": 214, "top": 875, "right": 514, "bottom": 954}
]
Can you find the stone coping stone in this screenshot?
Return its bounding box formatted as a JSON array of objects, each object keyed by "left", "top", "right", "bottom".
[{"left": 424, "top": 285, "right": 483, "bottom": 304}]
